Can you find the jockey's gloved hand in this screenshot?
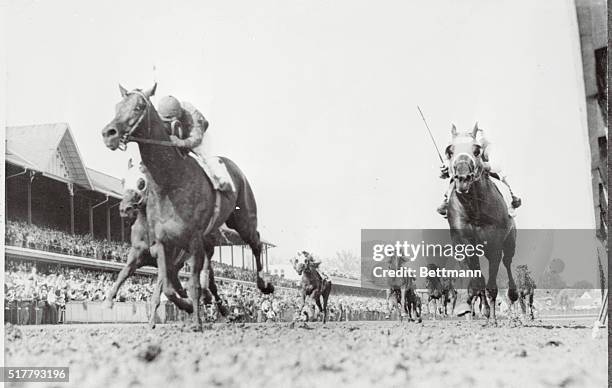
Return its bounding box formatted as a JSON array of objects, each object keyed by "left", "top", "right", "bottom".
[
  {"left": 169, "top": 135, "right": 186, "bottom": 148},
  {"left": 439, "top": 165, "right": 450, "bottom": 179}
]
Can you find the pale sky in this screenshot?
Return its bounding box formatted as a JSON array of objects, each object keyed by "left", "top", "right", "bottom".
[{"left": 5, "top": 0, "right": 595, "bottom": 263}]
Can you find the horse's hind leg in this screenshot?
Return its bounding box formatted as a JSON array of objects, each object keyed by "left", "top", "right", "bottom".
[
  {"left": 226, "top": 212, "right": 274, "bottom": 294},
  {"left": 204, "top": 243, "right": 229, "bottom": 317}
]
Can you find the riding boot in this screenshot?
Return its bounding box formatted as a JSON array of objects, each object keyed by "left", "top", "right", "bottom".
[
  {"left": 437, "top": 197, "right": 448, "bottom": 217},
  {"left": 501, "top": 177, "right": 522, "bottom": 208},
  {"left": 437, "top": 181, "right": 454, "bottom": 217}
]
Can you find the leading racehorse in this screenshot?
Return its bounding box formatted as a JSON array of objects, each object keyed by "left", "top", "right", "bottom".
[
  {"left": 104, "top": 159, "right": 230, "bottom": 328},
  {"left": 101, "top": 84, "right": 273, "bottom": 330},
  {"left": 445, "top": 123, "right": 518, "bottom": 323}
]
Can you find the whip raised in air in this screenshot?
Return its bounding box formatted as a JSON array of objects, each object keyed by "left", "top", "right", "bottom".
[{"left": 416, "top": 105, "right": 444, "bottom": 164}]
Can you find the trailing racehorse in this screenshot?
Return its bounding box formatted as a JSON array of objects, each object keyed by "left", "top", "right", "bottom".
[
  {"left": 103, "top": 159, "right": 229, "bottom": 328},
  {"left": 425, "top": 264, "right": 457, "bottom": 318},
  {"left": 405, "top": 280, "right": 422, "bottom": 323},
  {"left": 445, "top": 123, "right": 518, "bottom": 323},
  {"left": 102, "top": 84, "right": 273, "bottom": 330},
  {"left": 516, "top": 264, "right": 536, "bottom": 320},
  {"left": 385, "top": 255, "right": 410, "bottom": 321},
  {"left": 291, "top": 251, "right": 332, "bottom": 323}
]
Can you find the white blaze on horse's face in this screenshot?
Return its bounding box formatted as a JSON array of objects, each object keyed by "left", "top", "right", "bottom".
[
  {"left": 119, "top": 158, "right": 148, "bottom": 218},
  {"left": 292, "top": 252, "right": 308, "bottom": 275},
  {"left": 449, "top": 123, "right": 483, "bottom": 194}
]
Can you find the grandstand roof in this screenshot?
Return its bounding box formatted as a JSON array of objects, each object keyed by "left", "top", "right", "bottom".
[
  {"left": 6, "top": 123, "right": 94, "bottom": 190},
  {"left": 86, "top": 168, "right": 123, "bottom": 199},
  {"left": 6, "top": 123, "right": 124, "bottom": 199}
]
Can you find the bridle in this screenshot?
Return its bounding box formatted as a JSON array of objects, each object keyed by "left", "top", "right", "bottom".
[
  {"left": 117, "top": 90, "right": 180, "bottom": 152},
  {"left": 450, "top": 146, "right": 484, "bottom": 184}
]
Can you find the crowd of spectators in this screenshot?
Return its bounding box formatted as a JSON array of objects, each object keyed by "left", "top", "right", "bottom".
[
  {"left": 5, "top": 260, "right": 155, "bottom": 324},
  {"left": 5, "top": 259, "right": 390, "bottom": 324},
  {"left": 212, "top": 261, "right": 299, "bottom": 289},
  {"left": 4, "top": 220, "right": 390, "bottom": 323},
  {"left": 6, "top": 220, "right": 130, "bottom": 262}
]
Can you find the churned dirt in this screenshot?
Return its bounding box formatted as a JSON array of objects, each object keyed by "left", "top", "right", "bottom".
[{"left": 4, "top": 319, "right": 607, "bottom": 388}]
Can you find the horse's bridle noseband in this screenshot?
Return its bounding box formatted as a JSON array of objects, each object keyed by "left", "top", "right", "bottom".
[
  {"left": 451, "top": 151, "right": 483, "bottom": 183},
  {"left": 117, "top": 90, "right": 180, "bottom": 152}
]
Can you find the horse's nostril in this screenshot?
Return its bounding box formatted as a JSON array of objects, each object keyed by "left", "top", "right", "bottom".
[{"left": 107, "top": 129, "right": 117, "bottom": 137}]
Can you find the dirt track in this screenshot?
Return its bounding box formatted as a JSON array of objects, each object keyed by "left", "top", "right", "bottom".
[{"left": 4, "top": 319, "right": 608, "bottom": 388}]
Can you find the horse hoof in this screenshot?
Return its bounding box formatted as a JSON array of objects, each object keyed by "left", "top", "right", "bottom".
[
  {"left": 217, "top": 303, "right": 230, "bottom": 317},
  {"left": 508, "top": 289, "right": 519, "bottom": 303}
]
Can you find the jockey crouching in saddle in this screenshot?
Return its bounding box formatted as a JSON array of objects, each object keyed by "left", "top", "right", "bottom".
[
  {"left": 436, "top": 125, "right": 522, "bottom": 217},
  {"left": 157, "top": 95, "right": 232, "bottom": 190}
]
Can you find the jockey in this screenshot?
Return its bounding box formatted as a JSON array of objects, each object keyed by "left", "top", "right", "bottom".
[
  {"left": 437, "top": 126, "right": 521, "bottom": 216},
  {"left": 157, "top": 95, "right": 231, "bottom": 190},
  {"left": 301, "top": 251, "right": 322, "bottom": 269}
]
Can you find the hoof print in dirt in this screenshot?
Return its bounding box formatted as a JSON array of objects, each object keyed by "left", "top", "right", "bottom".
[
  {"left": 5, "top": 324, "right": 22, "bottom": 342},
  {"left": 137, "top": 344, "right": 162, "bottom": 362},
  {"left": 543, "top": 340, "right": 562, "bottom": 347}
]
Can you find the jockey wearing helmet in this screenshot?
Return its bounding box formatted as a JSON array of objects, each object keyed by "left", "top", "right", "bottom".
[
  {"left": 437, "top": 126, "right": 521, "bottom": 216},
  {"left": 157, "top": 95, "right": 231, "bottom": 190}
]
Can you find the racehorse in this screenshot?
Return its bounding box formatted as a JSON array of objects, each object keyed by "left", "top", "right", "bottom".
[
  {"left": 445, "top": 123, "right": 518, "bottom": 323},
  {"left": 405, "top": 281, "right": 422, "bottom": 323},
  {"left": 102, "top": 84, "right": 273, "bottom": 330},
  {"left": 441, "top": 277, "right": 458, "bottom": 316},
  {"left": 516, "top": 264, "right": 536, "bottom": 320},
  {"left": 425, "top": 266, "right": 457, "bottom": 319},
  {"left": 291, "top": 251, "right": 332, "bottom": 323},
  {"left": 384, "top": 255, "right": 409, "bottom": 321},
  {"left": 104, "top": 159, "right": 229, "bottom": 328}
]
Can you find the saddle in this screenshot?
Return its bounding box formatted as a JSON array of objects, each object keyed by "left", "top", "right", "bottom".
[{"left": 188, "top": 153, "right": 235, "bottom": 193}]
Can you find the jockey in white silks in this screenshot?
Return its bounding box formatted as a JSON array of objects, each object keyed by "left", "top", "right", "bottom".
[
  {"left": 157, "top": 95, "right": 231, "bottom": 191},
  {"left": 437, "top": 126, "right": 522, "bottom": 216}
]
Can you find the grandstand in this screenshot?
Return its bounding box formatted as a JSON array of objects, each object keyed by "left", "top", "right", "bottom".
[{"left": 5, "top": 123, "right": 382, "bottom": 325}]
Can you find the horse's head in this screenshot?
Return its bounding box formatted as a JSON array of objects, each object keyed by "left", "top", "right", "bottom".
[
  {"left": 102, "top": 83, "right": 158, "bottom": 151},
  {"left": 291, "top": 251, "right": 311, "bottom": 275},
  {"left": 119, "top": 158, "right": 148, "bottom": 218},
  {"left": 447, "top": 122, "right": 484, "bottom": 194}
]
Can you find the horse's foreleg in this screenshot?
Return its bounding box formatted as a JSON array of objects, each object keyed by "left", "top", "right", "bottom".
[
  {"left": 104, "top": 246, "right": 145, "bottom": 308},
  {"left": 189, "top": 242, "right": 206, "bottom": 331},
  {"left": 314, "top": 293, "right": 324, "bottom": 322},
  {"left": 152, "top": 242, "right": 193, "bottom": 314},
  {"left": 486, "top": 252, "right": 502, "bottom": 324},
  {"left": 203, "top": 243, "right": 228, "bottom": 317},
  {"left": 400, "top": 287, "right": 407, "bottom": 319},
  {"left": 385, "top": 290, "right": 393, "bottom": 319},
  {"left": 457, "top": 256, "right": 480, "bottom": 317},
  {"left": 149, "top": 276, "right": 163, "bottom": 329}
]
